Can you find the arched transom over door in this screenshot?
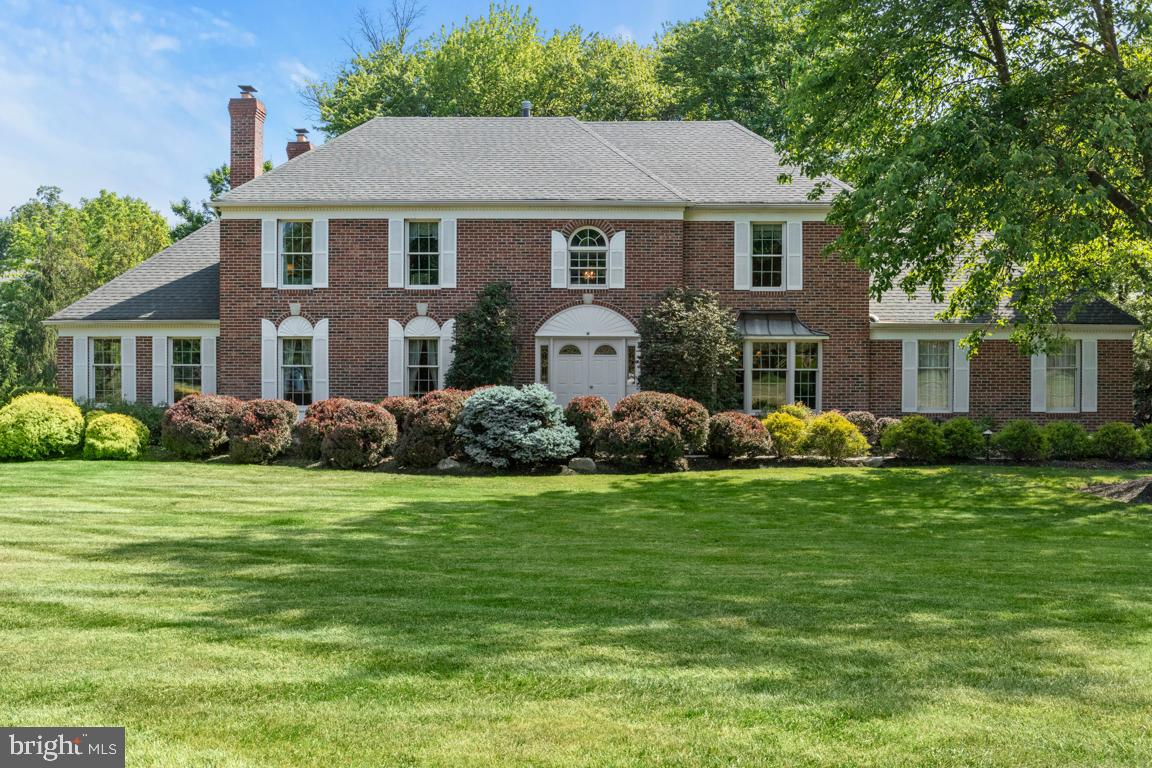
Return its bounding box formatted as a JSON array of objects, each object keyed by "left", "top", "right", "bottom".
[{"left": 535, "top": 305, "right": 638, "bottom": 407}]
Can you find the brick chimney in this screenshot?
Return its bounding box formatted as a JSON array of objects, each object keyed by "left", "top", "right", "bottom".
[
  {"left": 287, "top": 128, "right": 313, "bottom": 160},
  {"left": 228, "top": 85, "right": 266, "bottom": 188}
]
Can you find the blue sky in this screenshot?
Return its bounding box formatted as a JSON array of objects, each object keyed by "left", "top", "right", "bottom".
[{"left": 0, "top": 0, "right": 705, "bottom": 219}]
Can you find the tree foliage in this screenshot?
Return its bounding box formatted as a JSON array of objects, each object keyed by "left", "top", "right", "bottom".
[
  {"left": 0, "top": 187, "right": 169, "bottom": 396},
  {"left": 306, "top": 3, "right": 673, "bottom": 135},
  {"left": 445, "top": 281, "right": 517, "bottom": 388},
  {"left": 778, "top": 0, "right": 1152, "bottom": 351},
  {"left": 637, "top": 288, "right": 742, "bottom": 412},
  {"left": 170, "top": 161, "right": 273, "bottom": 241}
]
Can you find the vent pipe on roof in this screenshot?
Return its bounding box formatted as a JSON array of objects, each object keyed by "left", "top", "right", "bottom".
[{"left": 520, "top": 100, "right": 532, "bottom": 117}]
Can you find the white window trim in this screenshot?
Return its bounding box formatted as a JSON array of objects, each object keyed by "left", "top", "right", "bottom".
[
  {"left": 1045, "top": 340, "right": 1081, "bottom": 413},
  {"left": 278, "top": 219, "right": 314, "bottom": 290},
  {"left": 405, "top": 337, "right": 441, "bottom": 398},
  {"left": 88, "top": 337, "right": 122, "bottom": 404},
  {"left": 567, "top": 227, "right": 610, "bottom": 289},
  {"left": 278, "top": 336, "right": 314, "bottom": 406},
  {"left": 405, "top": 219, "right": 441, "bottom": 290},
  {"left": 749, "top": 221, "right": 787, "bottom": 292},
  {"left": 916, "top": 339, "right": 954, "bottom": 414},
  {"left": 168, "top": 337, "right": 203, "bottom": 404},
  {"left": 742, "top": 339, "right": 822, "bottom": 414}
]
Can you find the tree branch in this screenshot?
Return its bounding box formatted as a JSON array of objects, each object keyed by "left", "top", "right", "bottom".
[{"left": 1087, "top": 168, "right": 1152, "bottom": 236}]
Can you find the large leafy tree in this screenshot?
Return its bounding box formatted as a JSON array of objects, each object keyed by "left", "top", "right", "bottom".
[
  {"left": 659, "top": 0, "right": 804, "bottom": 137},
  {"left": 779, "top": 0, "right": 1152, "bottom": 350},
  {"left": 0, "top": 187, "right": 169, "bottom": 396},
  {"left": 306, "top": 4, "right": 672, "bottom": 136},
  {"left": 171, "top": 161, "right": 273, "bottom": 241}
]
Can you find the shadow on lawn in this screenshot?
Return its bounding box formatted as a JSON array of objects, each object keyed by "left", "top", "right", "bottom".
[{"left": 98, "top": 467, "right": 1152, "bottom": 720}]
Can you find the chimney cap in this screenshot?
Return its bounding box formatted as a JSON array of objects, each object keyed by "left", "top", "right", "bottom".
[
  {"left": 238, "top": 85, "right": 258, "bottom": 97},
  {"left": 293, "top": 128, "right": 309, "bottom": 135}
]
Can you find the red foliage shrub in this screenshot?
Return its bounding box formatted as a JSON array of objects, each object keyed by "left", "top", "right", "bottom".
[
  {"left": 321, "top": 409, "right": 398, "bottom": 469},
  {"left": 613, "top": 392, "right": 710, "bottom": 453},
  {"left": 227, "top": 399, "right": 297, "bottom": 464},
  {"left": 707, "top": 411, "right": 772, "bottom": 459},
  {"left": 564, "top": 395, "right": 611, "bottom": 456},
  {"left": 377, "top": 396, "right": 420, "bottom": 433},
  {"left": 393, "top": 389, "right": 469, "bottom": 468},
  {"left": 596, "top": 415, "right": 686, "bottom": 469},
  {"left": 161, "top": 394, "right": 243, "bottom": 458}
]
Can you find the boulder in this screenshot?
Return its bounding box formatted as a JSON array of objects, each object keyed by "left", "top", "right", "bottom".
[
  {"left": 437, "top": 457, "right": 464, "bottom": 472},
  {"left": 568, "top": 457, "right": 597, "bottom": 473}
]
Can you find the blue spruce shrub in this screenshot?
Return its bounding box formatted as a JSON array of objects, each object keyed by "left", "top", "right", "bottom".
[{"left": 454, "top": 384, "right": 579, "bottom": 469}]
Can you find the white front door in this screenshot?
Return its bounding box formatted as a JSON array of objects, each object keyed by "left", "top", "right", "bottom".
[{"left": 549, "top": 338, "right": 625, "bottom": 406}]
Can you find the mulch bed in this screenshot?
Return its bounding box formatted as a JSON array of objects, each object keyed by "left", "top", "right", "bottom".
[{"left": 1083, "top": 477, "right": 1152, "bottom": 504}]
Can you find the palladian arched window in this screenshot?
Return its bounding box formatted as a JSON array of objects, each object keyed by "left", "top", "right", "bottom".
[{"left": 568, "top": 228, "right": 608, "bottom": 286}]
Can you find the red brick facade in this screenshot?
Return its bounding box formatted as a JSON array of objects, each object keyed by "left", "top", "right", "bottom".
[
  {"left": 56, "top": 335, "right": 72, "bottom": 397},
  {"left": 228, "top": 94, "right": 265, "bottom": 189}
]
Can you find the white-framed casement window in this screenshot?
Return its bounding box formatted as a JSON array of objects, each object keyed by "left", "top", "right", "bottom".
[
  {"left": 280, "top": 337, "right": 313, "bottom": 406},
  {"left": 280, "top": 220, "right": 313, "bottom": 287},
  {"left": 917, "top": 340, "right": 953, "bottom": 412},
  {"left": 751, "top": 223, "right": 784, "bottom": 289},
  {"left": 169, "top": 338, "right": 202, "bottom": 401},
  {"left": 407, "top": 338, "right": 439, "bottom": 397},
  {"left": 743, "top": 340, "right": 822, "bottom": 413},
  {"left": 568, "top": 227, "right": 608, "bottom": 287},
  {"left": 407, "top": 221, "right": 440, "bottom": 287},
  {"left": 90, "top": 337, "right": 122, "bottom": 403},
  {"left": 1046, "top": 341, "right": 1080, "bottom": 412}
]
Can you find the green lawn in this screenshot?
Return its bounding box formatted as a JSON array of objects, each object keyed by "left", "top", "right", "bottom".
[{"left": 1, "top": 462, "right": 1151, "bottom": 766}]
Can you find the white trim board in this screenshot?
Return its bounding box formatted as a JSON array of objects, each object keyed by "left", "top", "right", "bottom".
[
  {"left": 221, "top": 205, "right": 686, "bottom": 221},
  {"left": 870, "top": 325, "right": 1136, "bottom": 341},
  {"left": 54, "top": 323, "right": 219, "bottom": 336}
]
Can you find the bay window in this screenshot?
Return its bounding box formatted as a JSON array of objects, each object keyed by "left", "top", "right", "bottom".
[{"left": 743, "top": 339, "right": 822, "bottom": 413}]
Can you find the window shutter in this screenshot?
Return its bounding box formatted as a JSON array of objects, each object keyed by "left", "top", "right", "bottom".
[
  {"left": 201, "top": 336, "right": 217, "bottom": 395},
  {"left": 388, "top": 218, "right": 405, "bottom": 288},
  {"left": 733, "top": 221, "right": 750, "bottom": 290},
  {"left": 1030, "top": 352, "right": 1047, "bottom": 412},
  {"left": 72, "top": 334, "right": 89, "bottom": 402},
  {"left": 551, "top": 231, "right": 568, "bottom": 288},
  {"left": 121, "top": 335, "right": 136, "bottom": 403},
  {"left": 261, "top": 319, "right": 278, "bottom": 399},
  {"left": 952, "top": 340, "right": 969, "bottom": 413},
  {"left": 785, "top": 220, "right": 803, "bottom": 290},
  {"left": 261, "top": 219, "right": 277, "bottom": 288},
  {"left": 440, "top": 219, "right": 457, "bottom": 288},
  {"left": 151, "top": 335, "right": 167, "bottom": 405},
  {"left": 440, "top": 319, "right": 456, "bottom": 386},
  {"left": 1081, "top": 339, "right": 1098, "bottom": 412},
  {"left": 313, "top": 319, "right": 329, "bottom": 402},
  {"left": 312, "top": 218, "right": 329, "bottom": 288},
  {"left": 901, "top": 339, "right": 918, "bottom": 412},
  {"left": 608, "top": 231, "right": 626, "bottom": 288},
  {"left": 388, "top": 319, "right": 405, "bottom": 396}
]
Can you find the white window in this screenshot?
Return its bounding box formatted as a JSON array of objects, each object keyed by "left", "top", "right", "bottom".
[
  {"left": 90, "top": 338, "right": 121, "bottom": 403},
  {"left": 407, "top": 221, "right": 440, "bottom": 287},
  {"left": 539, "top": 344, "right": 550, "bottom": 386},
  {"left": 407, "top": 338, "right": 439, "bottom": 397},
  {"left": 170, "top": 338, "right": 202, "bottom": 401},
  {"left": 280, "top": 221, "right": 313, "bottom": 287},
  {"left": 917, "top": 340, "right": 952, "bottom": 412},
  {"left": 281, "top": 338, "right": 313, "bottom": 406},
  {"left": 569, "top": 228, "right": 608, "bottom": 287},
  {"left": 751, "top": 223, "right": 784, "bottom": 288},
  {"left": 1047, "top": 341, "right": 1080, "bottom": 412},
  {"left": 744, "top": 340, "right": 822, "bottom": 413}
]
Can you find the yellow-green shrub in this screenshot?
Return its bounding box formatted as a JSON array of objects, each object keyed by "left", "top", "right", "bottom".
[
  {"left": 803, "top": 411, "right": 869, "bottom": 461},
  {"left": 0, "top": 393, "right": 84, "bottom": 460},
  {"left": 83, "top": 413, "right": 149, "bottom": 460},
  {"left": 762, "top": 411, "right": 808, "bottom": 458}
]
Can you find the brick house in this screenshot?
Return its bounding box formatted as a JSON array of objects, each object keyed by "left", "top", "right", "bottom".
[{"left": 48, "top": 88, "right": 1138, "bottom": 426}]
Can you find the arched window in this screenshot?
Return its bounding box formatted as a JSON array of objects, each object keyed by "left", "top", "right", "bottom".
[{"left": 568, "top": 228, "right": 607, "bottom": 286}]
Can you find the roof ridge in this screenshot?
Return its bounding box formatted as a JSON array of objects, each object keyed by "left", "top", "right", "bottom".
[{"left": 573, "top": 118, "right": 690, "bottom": 202}]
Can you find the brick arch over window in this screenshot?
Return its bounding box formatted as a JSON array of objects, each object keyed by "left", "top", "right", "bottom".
[{"left": 558, "top": 219, "right": 619, "bottom": 238}]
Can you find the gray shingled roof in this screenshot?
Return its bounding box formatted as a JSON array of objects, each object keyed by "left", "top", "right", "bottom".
[
  {"left": 48, "top": 222, "right": 220, "bottom": 322},
  {"left": 217, "top": 117, "right": 686, "bottom": 206},
  {"left": 586, "top": 121, "right": 848, "bottom": 204},
  {"left": 217, "top": 117, "right": 842, "bottom": 207},
  {"left": 870, "top": 280, "right": 1138, "bottom": 326}
]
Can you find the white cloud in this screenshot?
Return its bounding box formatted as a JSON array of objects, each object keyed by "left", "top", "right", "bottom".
[
  {"left": 0, "top": 0, "right": 262, "bottom": 218},
  {"left": 279, "top": 58, "right": 319, "bottom": 89}
]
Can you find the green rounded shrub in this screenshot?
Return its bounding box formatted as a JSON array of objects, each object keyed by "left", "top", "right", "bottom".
[
  {"left": 83, "top": 413, "right": 149, "bottom": 460},
  {"left": 455, "top": 385, "right": 579, "bottom": 469},
  {"left": 1141, "top": 424, "right": 1152, "bottom": 459},
  {"left": 992, "top": 420, "right": 1049, "bottom": 461},
  {"left": 707, "top": 411, "right": 772, "bottom": 459},
  {"left": 803, "top": 411, "right": 869, "bottom": 461},
  {"left": 0, "top": 393, "right": 84, "bottom": 460},
  {"left": 941, "top": 417, "right": 985, "bottom": 461},
  {"left": 881, "top": 415, "right": 946, "bottom": 462},
  {"left": 761, "top": 411, "right": 808, "bottom": 458},
  {"left": 1042, "top": 421, "right": 1091, "bottom": 460},
  {"left": 776, "top": 402, "right": 814, "bottom": 421},
  {"left": 1091, "top": 422, "right": 1146, "bottom": 461}
]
